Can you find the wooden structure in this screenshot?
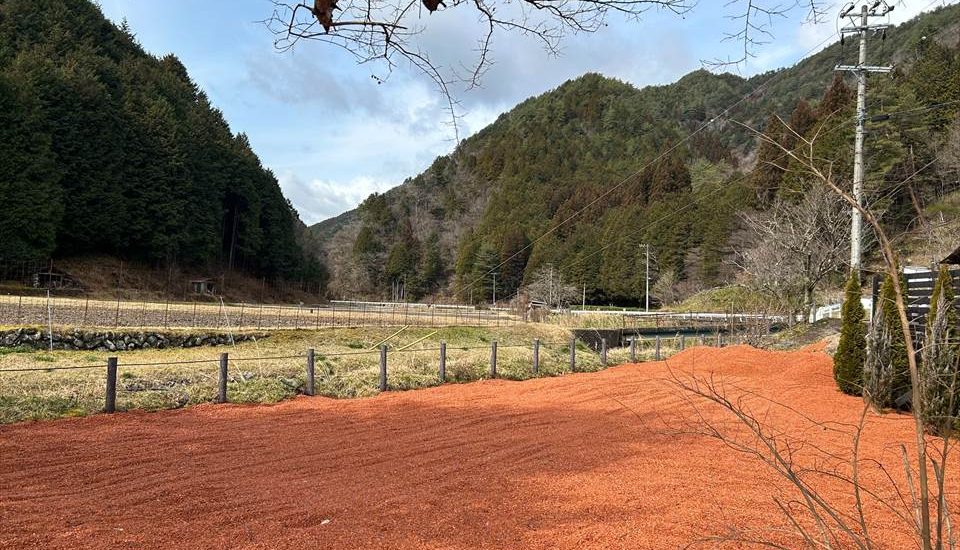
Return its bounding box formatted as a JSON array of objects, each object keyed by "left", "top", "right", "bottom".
[
  {"left": 944, "top": 245, "right": 960, "bottom": 266},
  {"left": 32, "top": 267, "right": 79, "bottom": 289},
  {"left": 876, "top": 257, "right": 960, "bottom": 347},
  {"left": 189, "top": 279, "right": 217, "bottom": 295}
]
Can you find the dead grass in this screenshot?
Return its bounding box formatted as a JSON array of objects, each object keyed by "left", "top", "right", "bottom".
[{"left": 0, "top": 323, "right": 686, "bottom": 424}]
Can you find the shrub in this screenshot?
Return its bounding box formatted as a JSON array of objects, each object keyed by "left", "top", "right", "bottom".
[
  {"left": 920, "top": 266, "right": 959, "bottom": 433},
  {"left": 833, "top": 272, "right": 866, "bottom": 395},
  {"left": 864, "top": 273, "right": 911, "bottom": 410}
]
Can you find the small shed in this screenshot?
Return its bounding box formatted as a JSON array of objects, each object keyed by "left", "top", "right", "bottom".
[
  {"left": 190, "top": 279, "right": 216, "bottom": 295},
  {"left": 942, "top": 245, "right": 960, "bottom": 265},
  {"left": 32, "top": 267, "right": 79, "bottom": 289}
]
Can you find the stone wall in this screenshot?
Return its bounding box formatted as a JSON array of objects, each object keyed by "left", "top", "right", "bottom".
[{"left": 0, "top": 328, "right": 268, "bottom": 351}]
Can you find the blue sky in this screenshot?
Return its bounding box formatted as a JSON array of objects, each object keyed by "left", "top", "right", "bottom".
[{"left": 95, "top": 0, "right": 954, "bottom": 224}]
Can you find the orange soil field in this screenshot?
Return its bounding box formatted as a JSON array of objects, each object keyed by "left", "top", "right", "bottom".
[{"left": 0, "top": 345, "right": 946, "bottom": 549}]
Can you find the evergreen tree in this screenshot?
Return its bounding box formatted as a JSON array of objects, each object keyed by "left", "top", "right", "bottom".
[
  {"left": 866, "top": 273, "right": 912, "bottom": 410},
  {"left": 0, "top": 72, "right": 63, "bottom": 261},
  {"left": 919, "top": 266, "right": 960, "bottom": 433},
  {"left": 750, "top": 114, "right": 788, "bottom": 203},
  {"left": 834, "top": 272, "right": 867, "bottom": 395}
]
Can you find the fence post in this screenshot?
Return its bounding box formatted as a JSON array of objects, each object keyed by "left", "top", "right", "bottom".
[
  {"left": 680, "top": 334, "right": 686, "bottom": 351},
  {"left": 490, "top": 341, "right": 497, "bottom": 378},
  {"left": 533, "top": 338, "right": 540, "bottom": 375},
  {"left": 306, "top": 348, "right": 316, "bottom": 396},
  {"left": 655, "top": 335, "right": 661, "bottom": 361},
  {"left": 218, "top": 352, "right": 228, "bottom": 403},
  {"left": 716, "top": 331, "right": 722, "bottom": 347},
  {"left": 699, "top": 333, "right": 705, "bottom": 346},
  {"left": 601, "top": 338, "right": 607, "bottom": 367},
  {"left": 570, "top": 337, "right": 577, "bottom": 372},
  {"left": 379, "top": 344, "right": 388, "bottom": 392},
  {"left": 629, "top": 336, "right": 637, "bottom": 363},
  {"left": 105, "top": 357, "right": 118, "bottom": 413},
  {"left": 439, "top": 341, "right": 446, "bottom": 382}
]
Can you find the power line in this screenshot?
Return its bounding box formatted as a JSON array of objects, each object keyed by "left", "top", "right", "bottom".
[
  {"left": 459, "top": 0, "right": 949, "bottom": 298},
  {"left": 457, "top": 25, "right": 854, "bottom": 298}
]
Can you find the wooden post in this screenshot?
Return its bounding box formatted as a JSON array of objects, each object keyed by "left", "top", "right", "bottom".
[
  {"left": 629, "top": 336, "right": 637, "bottom": 362},
  {"left": 601, "top": 338, "right": 607, "bottom": 367},
  {"left": 655, "top": 335, "right": 661, "bottom": 361},
  {"left": 238, "top": 304, "right": 245, "bottom": 329},
  {"left": 569, "top": 337, "right": 577, "bottom": 372},
  {"left": 533, "top": 338, "right": 540, "bottom": 375},
  {"left": 105, "top": 357, "right": 118, "bottom": 413},
  {"left": 699, "top": 333, "right": 705, "bottom": 346},
  {"left": 191, "top": 301, "right": 198, "bottom": 328},
  {"left": 490, "top": 341, "right": 497, "bottom": 378},
  {"left": 379, "top": 344, "right": 388, "bottom": 391},
  {"left": 306, "top": 348, "right": 316, "bottom": 396},
  {"left": 680, "top": 334, "right": 686, "bottom": 351},
  {"left": 439, "top": 341, "right": 446, "bottom": 382},
  {"left": 218, "top": 352, "right": 228, "bottom": 403},
  {"left": 82, "top": 297, "right": 90, "bottom": 327}
]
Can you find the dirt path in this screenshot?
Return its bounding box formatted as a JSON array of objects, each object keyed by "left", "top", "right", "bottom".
[{"left": 0, "top": 345, "right": 935, "bottom": 549}]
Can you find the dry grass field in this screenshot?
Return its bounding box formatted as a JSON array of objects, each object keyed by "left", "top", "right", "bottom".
[{"left": 0, "top": 324, "right": 683, "bottom": 424}]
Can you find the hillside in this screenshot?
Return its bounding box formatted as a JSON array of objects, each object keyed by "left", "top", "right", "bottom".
[
  {"left": 0, "top": 0, "right": 325, "bottom": 288},
  {"left": 312, "top": 4, "right": 960, "bottom": 304}
]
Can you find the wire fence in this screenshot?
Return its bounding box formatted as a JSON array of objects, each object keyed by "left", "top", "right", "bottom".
[
  {"left": 0, "top": 332, "right": 747, "bottom": 421},
  {"left": 0, "top": 293, "right": 519, "bottom": 331}
]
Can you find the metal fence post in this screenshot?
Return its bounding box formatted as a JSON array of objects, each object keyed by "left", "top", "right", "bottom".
[
  {"left": 105, "top": 357, "right": 118, "bottom": 413},
  {"left": 601, "top": 338, "right": 607, "bottom": 367},
  {"left": 379, "top": 344, "right": 388, "bottom": 391},
  {"left": 490, "top": 341, "right": 497, "bottom": 378},
  {"left": 439, "top": 341, "right": 446, "bottom": 382},
  {"left": 629, "top": 336, "right": 637, "bottom": 363},
  {"left": 570, "top": 337, "right": 577, "bottom": 372},
  {"left": 306, "top": 348, "right": 316, "bottom": 396},
  {"left": 533, "top": 338, "right": 540, "bottom": 375},
  {"left": 655, "top": 335, "right": 661, "bottom": 361},
  {"left": 218, "top": 352, "right": 228, "bottom": 403}
]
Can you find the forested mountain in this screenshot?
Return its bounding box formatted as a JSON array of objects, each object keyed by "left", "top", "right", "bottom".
[
  {"left": 0, "top": 0, "right": 325, "bottom": 286},
  {"left": 313, "top": 4, "right": 960, "bottom": 305}
]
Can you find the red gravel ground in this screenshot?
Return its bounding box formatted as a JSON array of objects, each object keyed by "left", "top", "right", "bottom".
[{"left": 0, "top": 344, "right": 948, "bottom": 549}]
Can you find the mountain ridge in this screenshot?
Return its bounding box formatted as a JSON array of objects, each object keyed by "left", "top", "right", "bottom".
[{"left": 310, "top": 2, "right": 960, "bottom": 304}]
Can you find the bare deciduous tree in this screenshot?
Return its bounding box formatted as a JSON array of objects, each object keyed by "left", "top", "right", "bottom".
[
  {"left": 263, "top": 0, "right": 829, "bottom": 136},
  {"left": 736, "top": 188, "right": 849, "bottom": 323},
  {"left": 526, "top": 263, "right": 578, "bottom": 309}
]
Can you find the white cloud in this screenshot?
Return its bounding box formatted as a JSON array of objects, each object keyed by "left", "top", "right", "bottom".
[{"left": 278, "top": 172, "right": 395, "bottom": 224}]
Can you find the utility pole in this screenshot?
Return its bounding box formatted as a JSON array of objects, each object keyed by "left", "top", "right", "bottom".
[
  {"left": 835, "top": 0, "right": 893, "bottom": 273},
  {"left": 640, "top": 244, "right": 651, "bottom": 313},
  {"left": 645, "top": 244, "right": 651, "bottom": 313}
]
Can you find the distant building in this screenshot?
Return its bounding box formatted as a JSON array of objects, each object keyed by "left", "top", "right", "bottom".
[
  {"left": 32, "top": 267, "right": 79, "bottom": 290},
  {"left": 942, "top": 245, "right": 960, "bottom": 265},
  {"left": 190, "top": 279, "right": 216, "bottom": 295}
]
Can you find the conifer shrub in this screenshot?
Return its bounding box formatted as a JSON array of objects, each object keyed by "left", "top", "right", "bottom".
[
  {"left": 920, "top": 266, "right": 959, "bottom": 434},
  {"left": 833, "top": 272, "right": 866, "bottom": 395}
]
